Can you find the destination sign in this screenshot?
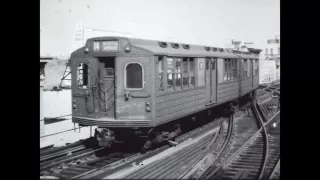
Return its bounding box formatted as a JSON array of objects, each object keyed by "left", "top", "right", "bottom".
[{"left": 93, "top": 40, "right": 119, "bottom": 52}]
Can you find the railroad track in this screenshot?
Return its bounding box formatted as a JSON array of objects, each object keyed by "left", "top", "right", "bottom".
[
  {"left": 256, "top": 83, "right": 280, "bottom": 103},
  {"left": 199, "top": 103, "right": 280, "bottom": 180},
  {"left": 111, "top": 117, "right": 231, "bottom": 179},
  {"left": 257, "top": 98, "right": 279, "bottom": 122},
  {"left": 40, "top": 115, "right": 226, "bottom": 179},
  {"left": 40, "top": 86, "right": 280, "bottom": 179},
  {"left": 182, "top": 105, "right": 260, "bottom": 179},
  {"left": 96, "top": 105, "right": 258, "bottom": 179},
  {"left": 77, "top": 117, "right": 226, "bottom": 179}
]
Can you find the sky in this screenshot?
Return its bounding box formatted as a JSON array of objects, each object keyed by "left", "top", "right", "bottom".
[{"left": 40, "top": 0, "right": 280, "bottom": 57}]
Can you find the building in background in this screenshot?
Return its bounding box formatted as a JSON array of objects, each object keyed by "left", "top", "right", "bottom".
[
  {"left": 264, "top": 34, "right": 280, "bottom": 82},
  {"left": 40, "top": 57, "right": 53, "bottom": 137}
]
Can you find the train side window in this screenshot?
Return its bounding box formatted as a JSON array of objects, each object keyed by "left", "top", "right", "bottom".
[
  {"left": 158, "top": 57, "right": 164, "bottom": 92},
  {"left": 77, "top": 63, "right": 89, "bottom": 89},
  {"left": 217, "top": 58, "right": 224, "bottom": 83},
  {"left": 243, "top": 60, "right": 248, "bottom": 78},
  {"left": 230, "top": 60, "right": 233, "bottom": 81},
  {"left": 253, "top": 60, "right": 255, "bottom": 76},
  {"left": 255, "top": 59, "right": 259, "bottom": 75},
  {"left": 247, "top": 60, "right": 250, "bottom": 77},
  {"left": 228, "top": 60, "right": 232, "bottom": 81},
  {"left": 224, "top": 60, "right": 228, "bottom": 81},
  {"left": 125, "top": 63, "right": 143, "bottom": 89},
  {"left": 198, "top": 58, "right": 205, "bottom": 87},
  {"left": 232, "top": 59, "right": 237, "bottom": 80},
  {"left": 211, "top": 59, "right": 216, "bottom": 70},
  {"left": 206, "top": 59, "right": 210, "bottom": 70},
  {"left": 189, "top": 58, "right": 195, "bottom": 86},
  {"left": 182, "top": 58, "right": 189, "bottom": 88},
  {"left": 175, "top": 58, "right": 182, "bottom": 89},
  {"left": 223, "top": 59, "right": 233, "bottom": 82},
  {"left": 167, "top": 58, "right": 174, "bottom": 91}
]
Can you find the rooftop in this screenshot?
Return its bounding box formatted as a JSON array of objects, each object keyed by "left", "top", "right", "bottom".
[{"left": 40, "top": 56, "right": 54, "bottom": 63}]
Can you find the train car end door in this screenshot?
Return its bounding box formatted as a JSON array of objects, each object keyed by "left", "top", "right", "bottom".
[{"left": 205, "top": 58, "right": 217, "bottom": 105}]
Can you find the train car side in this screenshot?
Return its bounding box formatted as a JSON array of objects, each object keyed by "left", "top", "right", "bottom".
[{"left": 69, "top": 36, "right": 262, "bottom": 148}]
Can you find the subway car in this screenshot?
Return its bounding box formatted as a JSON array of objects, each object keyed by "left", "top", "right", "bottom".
[{"left": 70, "top": 36, "right": 261, "bottom": 149}]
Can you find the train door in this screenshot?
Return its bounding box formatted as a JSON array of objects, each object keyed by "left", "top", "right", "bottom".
[
  {"left": 115, "top": 56, "right": 152, "bottom": 120},
  {"left": 97, "top": 57, "right": 116, "bottom": 118},
  {"left": 71, "top": 57, "right": 96, "bottom": 117},
  {"left": 211, "top": 59, "right": 217, "bottom": 102},
  {"left": 205, "top": 58, "right": 217, "bottom": 105}
]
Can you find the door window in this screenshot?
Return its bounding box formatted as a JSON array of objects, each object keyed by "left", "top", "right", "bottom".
[
  {"left": 125, "top": 63, "right": 143, "bottom": 89},
  {"left": 77, "top": 63, "right": 89, "bottom": 89}
]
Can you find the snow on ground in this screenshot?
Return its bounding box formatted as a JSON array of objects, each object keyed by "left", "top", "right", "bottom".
[{"left": 104, "top": 126, "right": 220, "bottom": 179}]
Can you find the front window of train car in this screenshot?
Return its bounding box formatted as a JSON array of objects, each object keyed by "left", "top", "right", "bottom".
[
  {"left": 77, "top": 63, "right": 89, "bottom": 89},
  {"left": 125, "top": 63, "right": 143, "bottom": 89}
]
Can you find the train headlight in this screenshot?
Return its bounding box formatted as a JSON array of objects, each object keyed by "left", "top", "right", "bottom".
[
  {"left": 272, "top": 122, "right": 277, "bottom": 128},
  {"left": 124, "top": 46, "right": 131, "bottom": 53},
  {"left": 84, "top": 47, "right": 89, "bottom": 54}
]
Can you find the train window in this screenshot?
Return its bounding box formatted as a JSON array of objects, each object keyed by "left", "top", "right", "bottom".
[
  {"left": 167, "top": 58, "right": 174, "bottom": 91},
  {"left": 172, "top": 43, "right": 180, "bottom": 49},
  {"left": 125, "top": 63, "right": 143, "bottom": 89},
  {"left": 189, "top": 58, "right": 195, "bottom": 86},
  {"left": 175, "top": 58, "right": 182, "bottom": 89},
  {"left": 224, "top": 60, "right": 227, "bottom": 81},
  {"left": 254, "top": 60, "right": 257, "bottom": 76},
  {"left": 158, "top": 57, "right": 164, "bottom": 92},
  {"left": 243, "top": 60, "right": 248, "bottom": 78},
  {"left": 159, "top": 41, "right": 168, "bottom": 48},
  {"left": 223, "top": 59, "right": 232, "bottom": 82},
  {"left": 182, "top": 58, "right": 189, "bottom": 88},
  {"left": 77, "top": 63, "right": 89, "bottom": 89},
  {"left": 229, "top": 61, "right": 232, "bottom": 81},
  {"left": 212, "top": 59, "right": 216, "bottom": 70},
  {"left": 255, "top": 59, "right": 259, "bottom": 75},
  {"left": 247, "top": 60, "right": 250, "bottom": 77},
  {"left": 232, "top": 60, "right": 237, "bottom": 80},
  {"left": 217, "top": 59, "right": 224, "bottom": 83},
  {"left": 206, "top": 59, "right": 210, "bottom": 70},
  {"left": 270, "top": 48, "right": 273, "bottom": 55},
  {"left": 182, "top": 44, "right": 190, "bottom": 49},
  {"left": 265, "top": 48, "right": 268, "bottom": 55}
]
